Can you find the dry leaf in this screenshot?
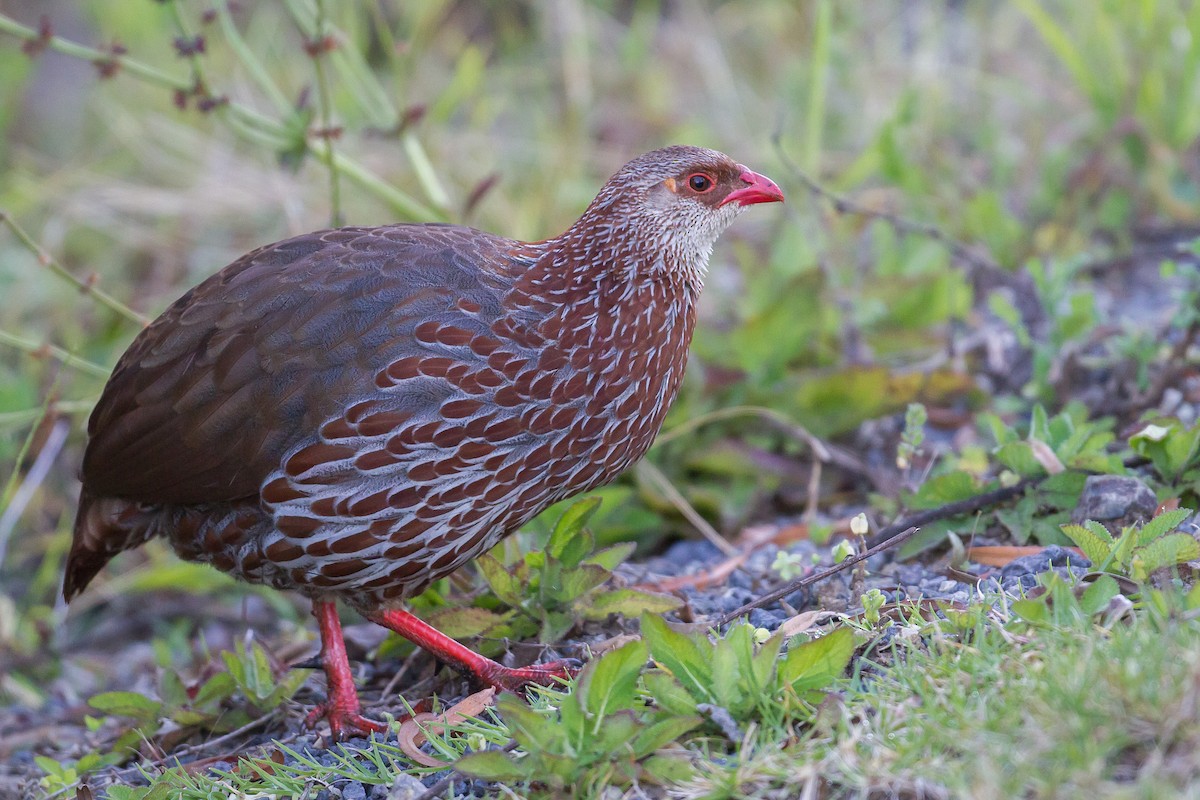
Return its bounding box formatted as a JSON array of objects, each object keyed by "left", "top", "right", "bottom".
[{"left": 395, "top": 688, "right": 496, "bottom": 767}]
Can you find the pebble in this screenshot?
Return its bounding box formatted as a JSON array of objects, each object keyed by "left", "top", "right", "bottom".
[{"left": 1071, "top": 475, "right": 1157, "bottom": 526}]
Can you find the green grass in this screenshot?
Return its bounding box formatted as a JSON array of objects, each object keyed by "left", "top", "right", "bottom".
[{"left": 3, "top": 1, "right": 1200, "bottom": 798}]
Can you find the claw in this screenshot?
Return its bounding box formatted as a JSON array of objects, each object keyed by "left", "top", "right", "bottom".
[
  {"left": 486, "top": 657, "right": 583, "bottom": 693},
  {"left": 303, "top": 700, "right": 389, "bottom": 742}
]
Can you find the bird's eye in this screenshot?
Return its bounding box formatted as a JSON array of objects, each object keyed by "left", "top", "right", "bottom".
[{"left": 687, "top": 173, "right": 715, "bottom": 193}]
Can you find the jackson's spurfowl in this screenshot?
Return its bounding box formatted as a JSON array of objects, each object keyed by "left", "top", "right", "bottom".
[{"left": 64, "top": 145, "right": 784, "bottom": 739}]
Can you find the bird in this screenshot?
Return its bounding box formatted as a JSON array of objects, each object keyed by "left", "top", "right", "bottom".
[{"left": 63, "top": 145, "right": 784, "bottom": 740}]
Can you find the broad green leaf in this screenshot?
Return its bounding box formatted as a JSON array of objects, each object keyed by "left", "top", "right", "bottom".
[
  {"left": 641, "top": 671, "right": 699, "bottom": 716},
  {"left": 642, "top": 753, "right": 699, "bottom": 785},
  {"left": 709, "top": 628, "right": 743, "bottom": 710},
  {"left": 192, "top": 672, "right": 236, "bottom": 708},
  {"left": 495, "top": 693, "right": 558, "bottom": 752},
  {"left": 642, "top": 614, "right": 711, "bottom": 697},
  {"left": 980, "top": 412, "right": 1019, "bottom": 445},
  {"left": 540, "top": 751, "right": 582, "bottom": 786},
  {"left": 102, "top": 788, "right": 155, "bottom": 800},
  {"left": 1136, "top": 508, "right": 1192, "bottom": 545},
  {"left": 631, "top": 714, "right": 703, "bottom": 758},
  {"left": 1060, "top": 522, "right": 1113, "bottom": 566},
  {"left": 1011, "top": 597, "right": 1050, "bottom": 624},
  {"left": 1131, "top": 421, "right": 1200, "bottom": 482},
  {"left": 779, "top": 627, "right": 855, "bottom": 691},
  {"left": 907, "top": 470, "right": 979, "bottom": 509},
  {"left": 420, "top": 606, "right": 512, "bottom": 639},
  {"left": 554, "top": 563, "right": 611, "bottom": 602},
  {"left": 89, "top": 691, "right": 162, "bottom": 720},
  {"left": 585, "top": 542, "right": 636, "bottom": 571},
  {"left": 558, "top": 693, "right": 589, "bottom": 753},
  {"left": 577, "top": 639, "right": 648, "bottom": 722},
  {"left": 1111, "top": 525, "right": 1139, "bottom": 569},
  {"left": 1079, "top": 575, "right": 1120, "bottom": 616},
  {"left": 1131, "top": 534, "right": 1200, "bottom": 580},
  {"left": 158, "top": 670, "right": 188, "bottom": 709},
  {"left": 749, "top": 630, "right": 785, "bottom": 696},
  {"left": 995, "top": 441, "right": 1046, "bottom": 477},
  {"left": 539, "top": 610, "right": 576, "bottom": 644},
  {"left": 1030, "top": 404, "right": 1053, "bottom": 443},
  {"left": 549, "top": 497, "right": 603, "bottom": 564},
  {"left": 170, "top": 709, "right": 215, "bottom": 726},
  {"left": 476, "top": 554, "right": 522, "bottom": 606},
  {"left": 588, "top": 710, "right": 640, "bottom": 755},
  {"left": 584, "top": 589, "right": 681, "bottom": 620},
  {"left": 555, "top": 528, "right": 594, "bottom": 572},
  {"left": 456, "top": 750, "right": 531, "bottom": 782}
]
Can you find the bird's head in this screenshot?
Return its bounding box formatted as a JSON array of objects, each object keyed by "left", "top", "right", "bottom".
[{"left": 565, "top": 145, "right": 784, "bottom": 285}]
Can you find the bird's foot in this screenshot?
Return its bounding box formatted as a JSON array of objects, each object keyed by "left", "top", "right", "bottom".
[
  {"left": 482, "top": 657, "right": 583, "bottom": 694},
  {"left": 303, "top": 700, "right": 389, "bottom": 742}
]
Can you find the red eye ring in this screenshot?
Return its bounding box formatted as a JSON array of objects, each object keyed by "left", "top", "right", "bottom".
[{"left": 686, "top": 173, "right": 715, "bottom": 193}]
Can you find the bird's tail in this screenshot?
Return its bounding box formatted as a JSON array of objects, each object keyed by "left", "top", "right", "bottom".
[{"left": 63, "top": 491, "right": 156, "bottom": 601}]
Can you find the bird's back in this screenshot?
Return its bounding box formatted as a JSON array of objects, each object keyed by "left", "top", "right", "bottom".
[{"left": 67, "top": 223, "right": 533, "bottom": 599}]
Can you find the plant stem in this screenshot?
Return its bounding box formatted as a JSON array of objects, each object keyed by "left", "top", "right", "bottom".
[{"left": 0, "top": 211, "right": 148, "bottom": 326}]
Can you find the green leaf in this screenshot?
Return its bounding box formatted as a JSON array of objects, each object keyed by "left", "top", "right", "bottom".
[
  {"left": 1029, "top": 404, "right": 1053, "bottom": 443},
  {"left": 549, "top": 497, "right": 603, "bottom": 565},
  {"left": 994, "top": 441, "right": 1046, "bottom": 477},
  {"left": 980, "top": 411, "right": 1019, "bottom": 445},
  {"left": 495, "top": 693, "right": 558, "bottom": 752},
  {"left": 1111, "top": 524, "right": 1140, "bottom": 569},
  {"left": 104, "top": 788, "right": 154, "bottom": 800},
  {"left": 1131, "top": 533, "right": 1200, "bottom": 580},
  {"left": 34, "top": 755, "right": 66, "bottom": 776},
  {"left": 456, "top": 750, "right": 531, "bottom": 782},
  {"left": 779, "top": 627, "right": 855, "bottom": 691},
  {"left": 642, "top": 614, "right": 712, "bottom": 698},
  {"left": 158, "top": 670, "right": 188, "bottom": 709},
  {"left": 709, "top": 627, "right": 743, "bottom": 710},
  {"left": 420, "top": 606, "right": 512, "bottom": 638},
  {"left": 192, "top": 672, "right": 237, "bottom": 708},
  {"left": 477, "top": 554, "right": 522, "bottom": 606},
  {"left": 1060, "top": 522, "right": 1114, "bottom": 566},
  {"left": 585, "top": 542, "right": 636, "bottom": 571},
  {"left": 631, "top": 714, "right": 703, "bottom": 758},
  {"left": 1131, "top": 421, "right": 1200, "bottom": 482},
  {"left": 1079, "top": 575, "right": 1120, "bottom": 616},
  {"left": 89, "top": 691, "right": 162, "bottom": 720},
  {"left": 577, "top": 638, "right": 648, "bottom": 722},
  {"left": 588, "top": 710, "right": 640, "bottom": 755},
  {"left": 1135, "top": 508, "right": 1192, "bottom": 545},
  {"left": 750, "top": 631, "right": 785, "bottom": 696},
  {"left": 906, "top": 470, "right": 979, "bottom": 509},
  {"left": 584, "top": 588, "right": 681, "bottom": 620},
  {"left": 641, "top": 671, "right": 699, "bottom": 716},
  {"left": 1012, "top": 597, "right": 1050, "bottom": 624},
  {"left": 539, "top": 610, "right": 576, "bottom": 644},
  {"left": 554, "top": 563, "right": 611, "bottom": 602},
  {"left": 643, "top": 753, "right": 698, "bottom": 785}
]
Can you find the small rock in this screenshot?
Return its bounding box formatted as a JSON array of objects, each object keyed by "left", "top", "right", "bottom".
[
  {"left": 999, "top": 545, "right": 1091, "bottom": 579},
  {"left": 1071, "top": 475, "right": 1157, "bottom": 527},
  {"left": 387, "top": 774, "right": 429, "bottom": 799},
  {"left": 748, "top": 608, "right": 785, "bottom": 631},
  {"left": 342, "top": 781, "right": 367, "bottom": 800}
]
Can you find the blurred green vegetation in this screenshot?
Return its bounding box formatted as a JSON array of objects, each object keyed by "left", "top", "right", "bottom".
[{"left": 1, "top": 0, "right": 1199, "bottom": 724}]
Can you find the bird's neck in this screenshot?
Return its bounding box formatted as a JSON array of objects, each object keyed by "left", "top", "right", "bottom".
[{"left": 504, "top": 221, "right": 705, "bottom": 384}]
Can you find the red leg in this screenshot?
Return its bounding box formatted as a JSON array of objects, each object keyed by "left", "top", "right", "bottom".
[
  {"left": 368, "top": 608, "right": 581, "bottom": 692},
  {"left": 303, "top": 599, "right": 389, "bottom": 741}
]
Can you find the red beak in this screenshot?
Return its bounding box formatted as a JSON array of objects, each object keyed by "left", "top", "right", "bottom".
[{"left": 719, "top": 167, "right": 785, "bottom": 208}]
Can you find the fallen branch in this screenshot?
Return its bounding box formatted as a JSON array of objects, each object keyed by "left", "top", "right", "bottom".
[
  {"left": 717, "top": 476, "right": 1041, "bottom": 625},
  {"left": 717, "top": 526, "right": 920, "bottom": 626}
]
